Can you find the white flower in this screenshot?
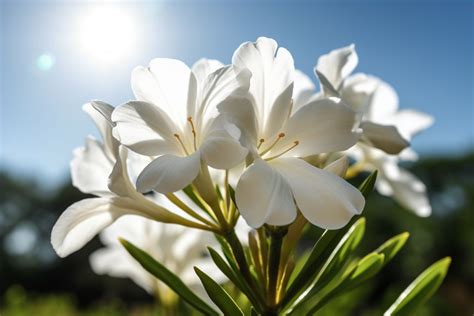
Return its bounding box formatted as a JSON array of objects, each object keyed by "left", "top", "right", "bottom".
[
  {"left": 112, "top": 59, "right": 249, "bottom": 193},
  {"left": 90, "top": 214, "right": 225, "bottom": 301},
  {"left": 346, "top": 79, "right": 433, "bottom": 216},
  {"left": 219, "top": 37, "right": 365, "bottom": 229},
  {"left": 315, "top": 45, "right": 410, "bottom": 155},
  {"left": 292, "top": 69, "right": 321, "bottom": 113},
  {"left": 51, "top": 102, "right": 190, "bottom": 258},
  {"left": 315, "top": 45, "right": 433, "bottom": 216},
  {"left": 350, "top": 143, "right": 431, "bottom": 216}
]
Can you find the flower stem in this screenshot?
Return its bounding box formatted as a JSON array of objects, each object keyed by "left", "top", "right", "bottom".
[
  {"left": 165, "top": 193, "right": 218, "bottom": 229},
  {"left": 223, "top": 229, "right": 265, "bottom": 312},
  {"left": 266, "top": 226, "right": 288, "bottom": 312}
]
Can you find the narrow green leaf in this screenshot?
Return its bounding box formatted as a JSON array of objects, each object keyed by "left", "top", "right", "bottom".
[
  {"left": 208, "top": 246, "right": 262, "bottom": 311},
  {"left": 359, "top": 170, "right": 378, "bottom": 199},
  {"left": 338, "top": 252, "right": 385, "bottom": 291},
  {"left": 385, "top": 257, "right": 451, "bottom": 316},
  {"left": 375, "top": 232, "right": 409, "bottom": 266},
  {"left": 228, "top": 185, "right": 237, "bottom": 207},
  {"left": 120, "top": 238, "right": 218, "bottom": 316},
  {"left": 282, "top": 218, "right": 366, "bottom": 311},
  {"left": 309, "top": 217, "right": 366, "bottom": 293},
  {"left": 303, "top": 253, "right": 385, "bottom": 315},
  {"left": 208, "top": 248, "right": 253, "bottom": 298},
  {"left": 215, "top": 184, "right": 223, "bottom": 200},
  {"left": 183, "top": 185, "right": 212, "bottom": 217},
  {"left": 194, "top": 267, "right": 244, "bottom": 316}
]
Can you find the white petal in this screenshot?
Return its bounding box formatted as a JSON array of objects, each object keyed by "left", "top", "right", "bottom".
[
  {"left": 366, "top": 79, "right": 399, "bottom": 122},
  {"left": 235, "top": 158, "right": 296, "bottom": 228},
  {"left": 200, "top": 117, "right": 248, "bottom": 169},
  {"left": 360, "top": 121, "right": 409, "bottom": 155},
  {"left": 292, "top": 69, "right": 317, "bottom": 113},
  {"left": 315, "top": 44, "right": 358, "bottom": 95},
  {"left": 274, "top": 98, "right": 358, "bottom": 157},
  {"left": 389, "top": 109, "right": 434, "bottom": 141},
  {"left": 108, "top": 146, "right": 139, "bottom": 197},
  {"left": 340, "top": 73, "right": 378, "bottom": 114},
  {"left": 217, "top": 95, "right": 259, "bottom": 148},
  {"left": 83, "top": 101, "right": 117, "bottom": 158},
  {"left": 324, "top": 155, "right": 349, "bottom": 177},
  {"left": 136, "top": 152, "right": 201, "bottom": 193},
  {"left": 90, "top": 245, "right": 155, "bottom": 293},
  {"left": 192, "top": 58, "right": 225, "bottom": 83},
  {"left": 378, "top": 167, "right": 431, "bottom": 217},
  {"left": 112, "top": 101, "right": 180, "bottom": 156},
  {"left": 195, "top": 65, "right": 251, "bottom": 132},
  {"left": 71, "top": 136, "right": 114, "bottom": 196},
  {"left": 51, "top": 197, "right": 132, "bottom": 257},
  {"left": 272, "top": 158, "right": 365, "bottom": 229},
  {"left": 131, "top": 59, "right": 196, "bottom": 129},
  {"left": 232, "top": 37, "right": 294, "bottom": 136}
]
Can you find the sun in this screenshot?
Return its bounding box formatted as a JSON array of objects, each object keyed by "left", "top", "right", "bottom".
[{"left": 78, "top": 6, "right": 136, "bottom": 64}]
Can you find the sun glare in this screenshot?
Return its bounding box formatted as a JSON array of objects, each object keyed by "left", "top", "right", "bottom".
[{"left": 79, "top": 7, "right": 136, "bottom": 64}]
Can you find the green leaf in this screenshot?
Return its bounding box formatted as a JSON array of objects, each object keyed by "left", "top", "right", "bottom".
[
  {"left": 119, "top": 238, "right": 218, "bottom": 316},
  {"left": 359, "top": 170, "right": 378, "bottom": 199},
  {"left": 208, "top": 246, "right": 262, "bottom": 311},
  {"left": 207, "top": 248, "right": 252, "bottom": 298},
  {"left": 183, "top": 185, "right": 212, "bottom": 217},
  {"left": 194, "top": 267, "right": 244, "bottom": 316},
  {"left": 282, "top": 218, "right": 366, "bottom": 311},
  {"left": 338, "top": 252, "right": 385, "bottom": 291},
  {"left": 385, "top": 257, "right": 451, "bottom": 316},
  {"left": 304, "top": 253, "right": 385, "bottom": 314},
  {"left": 310, "top": 217, "right": 366, "bottom": 293},
  {"left": 228, "top": 185, "right": 237, "bottom": 207},
  {"left": 375, "top": 232, "right": 409, "bottom": 267}
]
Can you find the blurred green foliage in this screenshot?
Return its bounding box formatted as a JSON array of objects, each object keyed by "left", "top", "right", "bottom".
[{"left": 0, "top": 153, "right": 473, "bottom": 315}]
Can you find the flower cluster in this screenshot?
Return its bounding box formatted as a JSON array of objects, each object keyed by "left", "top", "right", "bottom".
[{"left": 51, "top": 37, "right": 433, "bottom": 307}]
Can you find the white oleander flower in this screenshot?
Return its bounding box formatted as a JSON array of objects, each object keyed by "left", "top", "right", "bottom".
[
  {"left": 350, "top": 143, "right": 431, "bottom": 216},
  {"left": 51, "top": 102, "right": 190, "bottom": 257},
  {"left": 218, "top": 37, "right": 365, "bottom": 229},
  {"left": 112, "top": 58, "right": 249, "bottom": 194},
  {"left": 314, "top": 45, "right": 433, "bottom": 216},
  {"left": 315, "top": 45, "right": 410, "bottom": 155},
  {"left": 346, "top": 80, "right": 433, "bottom": 216},
  {"left": 90, "top": 214, "right": 224, "bottom": 302}
]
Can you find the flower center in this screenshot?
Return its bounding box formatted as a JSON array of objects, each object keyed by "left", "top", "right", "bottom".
[
  {"left": 187, "top": 117, "right": 198, "bottom": 151},
  {"left": 174, "top": 116, "right": 199, "bottom": 155},
  {"left": 264, "top": 141, "right": 299, "bottom": 161},
  {"left": 174, "top": 133, "right": 190, "bottom": 155},
  {"left": 259, "top": 132, "right": 286, "bottom": 156},
  {"left": 258, "top": 132, "right": 299, "bottom": 161}
]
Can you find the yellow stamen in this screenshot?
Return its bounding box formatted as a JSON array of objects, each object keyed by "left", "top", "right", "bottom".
[
  {"left": 174, "top": 133, "right": 190, "bottom": 155},
  {"left": 259, "top": 133, "right": 285, "bottom": 156},
  {"left": 257, "top": 138, "right": 265, "bottom": 150},
  {"left": 187, "top": 117, "right": 197, "bottom": 151},
  {"left": 265, "top": 140, "right": 299, "bottom": 161}
]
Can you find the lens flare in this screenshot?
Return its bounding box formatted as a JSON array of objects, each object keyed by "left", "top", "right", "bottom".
[
  {"left": 79, "top": 6, "right": 136, "bottom": 64},
  {"left": 37, "top": 54, "right": 55, "bottom": 71}
]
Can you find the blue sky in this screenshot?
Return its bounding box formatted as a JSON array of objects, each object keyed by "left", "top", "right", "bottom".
[{"left": 1, "top": 0, "right": 473, "bottom": 186}]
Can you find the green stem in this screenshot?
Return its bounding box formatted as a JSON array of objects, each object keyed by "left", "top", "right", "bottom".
[
  {"left": 224, "top": 229, "right": 265, "bottom": 312},
  {"left": 268, "top": 231, "right": 284, "bottom": 305}
]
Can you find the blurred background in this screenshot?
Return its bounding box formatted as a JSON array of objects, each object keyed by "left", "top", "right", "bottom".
[{"left": 0, "top": 0, "right": 472, "bottom": 315}]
